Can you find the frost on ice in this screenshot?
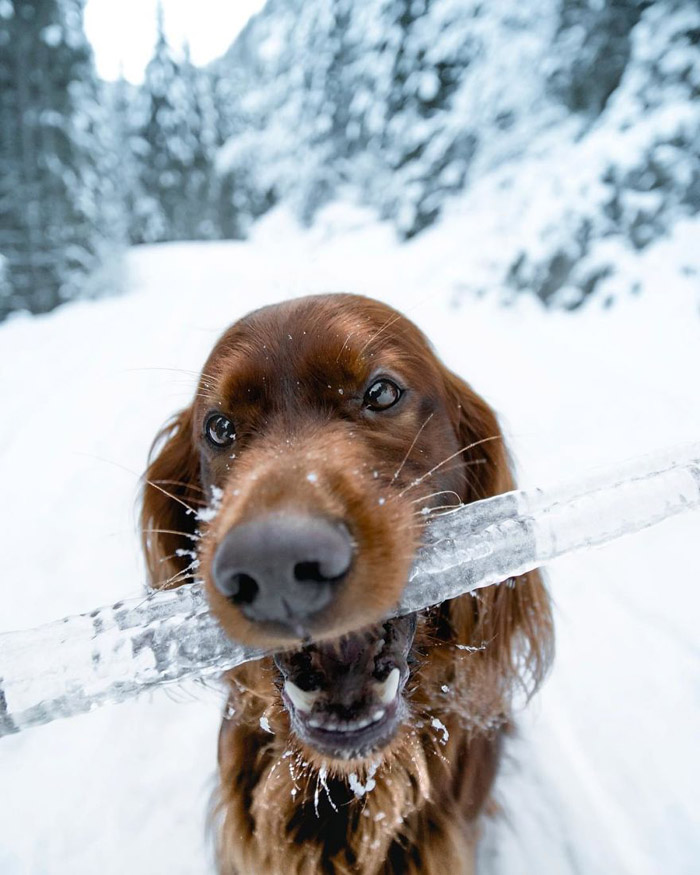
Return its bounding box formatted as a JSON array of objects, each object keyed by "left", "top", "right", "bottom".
[{"left": 0, "top": 444, "right": 699, "bottom": 738}]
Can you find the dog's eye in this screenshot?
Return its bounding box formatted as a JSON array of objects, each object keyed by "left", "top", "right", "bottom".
[
  {"left": 364, "top": 379, "right": 402, "bottom": 411},
  {"left": 205, "top": 413, "right": 235, "bottom": 448}
]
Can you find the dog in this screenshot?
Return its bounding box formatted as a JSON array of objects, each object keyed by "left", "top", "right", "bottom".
[{"left": 140, "top": 293, "right": 553, "bottom": 874}]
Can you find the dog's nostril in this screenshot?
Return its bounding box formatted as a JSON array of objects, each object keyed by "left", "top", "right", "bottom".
[
  {"left": 294, "top": 561, "right": 329, "bottom": 584},
  {"left": 229, "top": 573, "right": 259, "bottom": 605}
]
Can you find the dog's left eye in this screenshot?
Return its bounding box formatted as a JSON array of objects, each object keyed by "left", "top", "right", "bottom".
[
  {"left": 205, "top": 413, "right": 235, "bottom": 448},
  {"left": 364, "top": 378, "right": 402, "bottom": 411}
]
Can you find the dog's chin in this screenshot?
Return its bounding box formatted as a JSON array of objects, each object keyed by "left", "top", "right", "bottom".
[{"left": 274, "top": 613, "right": 417, "bottom": 761}]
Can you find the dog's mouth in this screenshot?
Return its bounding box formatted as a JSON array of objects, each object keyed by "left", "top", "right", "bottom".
[{"left": 274, "top": 613, "right": 417, "bottom": 759}]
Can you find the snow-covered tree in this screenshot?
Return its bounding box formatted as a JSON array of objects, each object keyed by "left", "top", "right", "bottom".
[
  {"left": 0, "top": 0, "right": 123, "bottom": 318},
  {"left": 548, "top": 0, "right": 651, "bottom": 117},
  {"left": 211, "top": 0, "right": 699, "bottom": 308},
  {"left": 177, "top": 43, "right": 221, "bottom": 239},
  {"left": 131, "top": 4, "right": 180, "bottom": 242},
  {"left": 105, "top": 72, "right": 148, "bottom": 247},
  {"left": 212, "top": 0, "right": 539, "bottom": 236},
  {"left": 132, "top": 6, "right": 223, "bottom": 242}
]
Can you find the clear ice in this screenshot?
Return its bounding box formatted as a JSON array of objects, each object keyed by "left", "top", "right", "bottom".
[{"left": 1, "top": 444, "right": 698, "bottom": 737}]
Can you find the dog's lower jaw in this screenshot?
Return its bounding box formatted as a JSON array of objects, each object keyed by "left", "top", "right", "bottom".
[
  {"left": 215, "top": 693, "right": 500, "bottom": 875},
  {"left": 274, "top": 614, "right": 417, "bottom": 761}
]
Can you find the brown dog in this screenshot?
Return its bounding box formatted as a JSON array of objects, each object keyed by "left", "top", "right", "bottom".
[{"left": 141, "top": 294, "right": 553, "bottom": 874}]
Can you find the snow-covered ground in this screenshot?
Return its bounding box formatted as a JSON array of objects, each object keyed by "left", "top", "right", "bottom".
[{"left": 0, "top": 206, "right": 699, "bottom": 873}]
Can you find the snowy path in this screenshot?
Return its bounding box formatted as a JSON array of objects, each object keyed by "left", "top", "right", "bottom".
[{"left": 0, "top": 207, "right": 698, "bottom": 873}]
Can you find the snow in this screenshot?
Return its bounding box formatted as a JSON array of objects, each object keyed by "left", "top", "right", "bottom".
[
  {"left": 348, "top": 763, "right": 379, "bottom": 799},
  {"left": 0, "top": 205, "right": 699, "bottom": 872},
  {"left": 430, "top": 717, "right": 449, "bottom": 745}
]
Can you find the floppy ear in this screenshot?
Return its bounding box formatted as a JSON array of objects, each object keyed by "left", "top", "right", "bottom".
[
  {"left": 442, "top": 370, "right": 517, "bottom": 501},
  {"left": 140, "top": 407, "right": 201, "bottom": 590},
  {"left": 442, "top": 369, "right": 554, "bottom": 698}
]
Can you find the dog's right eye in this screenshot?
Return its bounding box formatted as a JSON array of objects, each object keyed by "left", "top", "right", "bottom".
[{"left": 205, "top": 413, "right": 235, "bottom": 448}]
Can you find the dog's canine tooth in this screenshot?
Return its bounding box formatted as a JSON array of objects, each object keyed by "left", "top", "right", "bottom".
[
  {"left": 374, "top": 667, "right": 400, "bottom": 705},
  {"left": 371, "top": 708, "right": 386, "bottom": 723},
  {"left": 284, "top": 681, "right": 320, "bottom": 713}
]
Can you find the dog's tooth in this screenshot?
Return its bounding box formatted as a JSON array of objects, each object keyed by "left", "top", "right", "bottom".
[
  {"left": 284, "top": 681, "right": 320, "bottom": 713},
  {"left": 371, "top": 709, "right": 386, "bottom": 723},
  {"left": 374, "top": 667, "right": 400, "bottom": 705},
  {"left": 308, "top": 717, "right": 322, "bottom": 728},
  {"left": 356, "top": 717, "right": 371, "bottom": 729}
]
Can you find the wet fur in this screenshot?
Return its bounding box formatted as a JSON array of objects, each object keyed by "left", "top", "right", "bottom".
[{"left": 140, "top": 294, "right": 554, "bottom": 874}]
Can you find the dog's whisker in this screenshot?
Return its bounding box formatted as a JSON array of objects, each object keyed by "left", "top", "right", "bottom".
[
  {"left": 150, "top": 478, "right": 206, "bottom": 492},
  {"left": 141, "top": 527, "right": 200, "bottom": 542},
  {"left": 396, "top": 436, "right": 502, "bottom": 499},
  {"left": 392, "top": 413, "right": 434, "bottom": 482},
  {"left": 126, "top": 365, "right": 216, "bottom": 379},
  {"left": 413, "top": 503, "right": 463, "bottom": 519},
  {"left": 157, "top": 549, "right": 198, "bottom": 565},
  {"left": 159, "top": 568, "right": 198, "bottom": 591},
  {"left": 78, "top": 451, "right": 200, "bottom": 515},
  {"left": 335, "top": 330, "right": 355, "bottom": 363},
  {"left": 357, "top": 311, "right": 403, "bottom": 357},
  {"left": 143, "top": 480, "right": 199, "bottom": 515},
  {"left": 409, "top": 489, "right": 463, "bottom": 505}
]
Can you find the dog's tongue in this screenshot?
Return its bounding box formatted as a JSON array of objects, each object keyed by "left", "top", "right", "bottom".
[{"left": 309, "top": 630, "right": 384, "bottom": 705}]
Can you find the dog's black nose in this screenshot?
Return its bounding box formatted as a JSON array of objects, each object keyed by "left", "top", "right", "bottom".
[{"left": 211, "top": 514, "right": 353, "bottom": 626}]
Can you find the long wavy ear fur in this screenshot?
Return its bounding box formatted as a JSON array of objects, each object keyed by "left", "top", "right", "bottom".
[
  {"left": 442, "top": 370, "right": 554, "bottom": 700},
  {"left": 140, "top": 407, "right": 201, "bottom": 590}
]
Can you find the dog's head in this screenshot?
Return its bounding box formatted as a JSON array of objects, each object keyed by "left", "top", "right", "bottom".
[{"left": 142, "top": 294, "right": 552, "bottom": 765}]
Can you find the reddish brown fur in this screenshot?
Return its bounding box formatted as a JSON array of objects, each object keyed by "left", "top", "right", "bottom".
[{"left": 140, "top": 294, "right": 553, "bottom": 874}]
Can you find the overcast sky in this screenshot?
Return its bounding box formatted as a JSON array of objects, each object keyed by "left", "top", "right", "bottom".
[{"left": 84, "top": 0, "right": 266, "bottom": 83}]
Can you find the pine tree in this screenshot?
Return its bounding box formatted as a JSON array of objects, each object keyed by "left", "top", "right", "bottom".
[
  {"left": 131, "top": 3, "right": 178, "bottom": 242},
  {"left": 377, "top": 0, "right": 480, "bottom": 236},
  {"left": 0, "top": 0, "right": 123, "bottom": 318},
  {"left": 178, "top": 43, "right": 220, "bottom": 239},
  {"left": 107, "top": 72, "right": 145, "bottom": 246},
  {"left": 134, "top": 5, "right": 222, "bottom": 242},
  {"left": 293, "top": 0, "right": 367, "bottom": 223}
]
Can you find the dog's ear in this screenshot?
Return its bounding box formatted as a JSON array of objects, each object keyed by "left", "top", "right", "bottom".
[
  {"left": 441, "top": 368, "right": 554, "bottom": 699},
  {"left": 140, "top": 407, "right": 201, "bottom": 590},
  {"left": 442, "top": 369, "right": 516, "bottom": 501}
]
